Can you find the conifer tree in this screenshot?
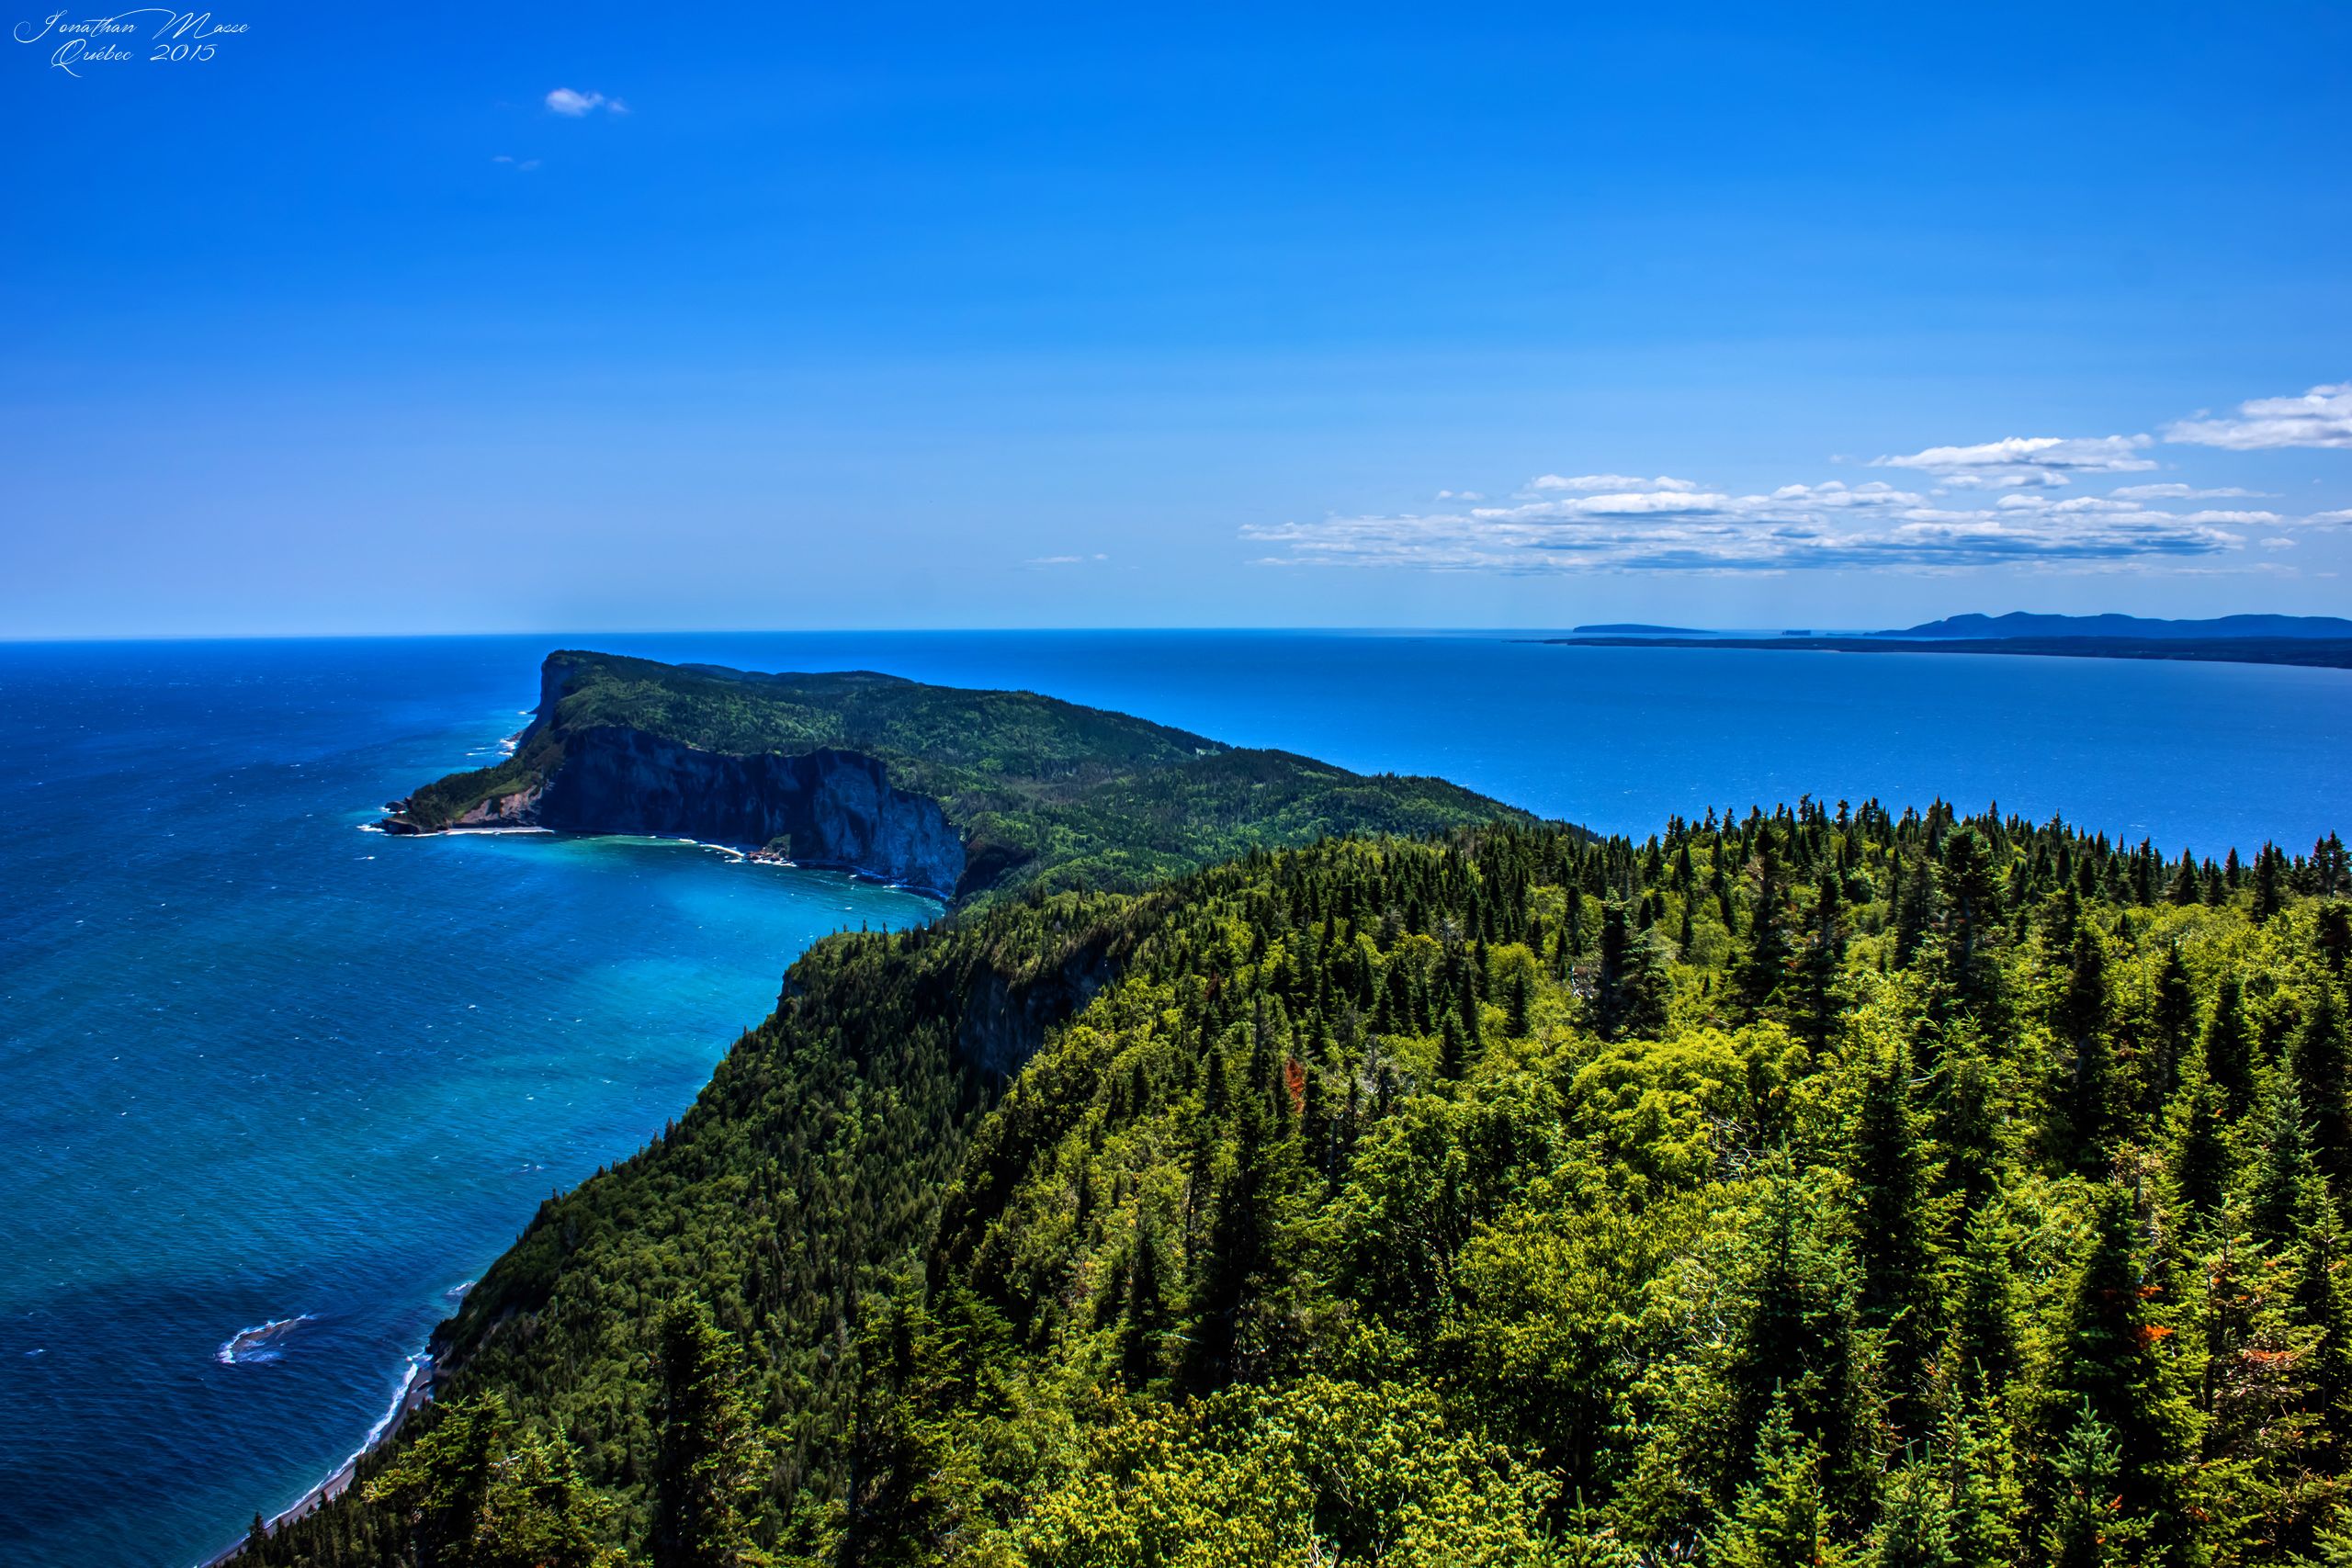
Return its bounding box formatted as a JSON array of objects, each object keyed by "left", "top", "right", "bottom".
[
  {"left": 2203, "top": 976, "right": 2254, "bottom": 1120},
  {"left": 1737, "top": 839, "right": 1795, "bottom": 1019},
  {"left": 1866, "top": 1461, "right": 1957, "bottom": 1568},
  {"left": 1946, "top": 1201, "right": 2021, "bottom": 1397},
  {"left": 2247, "top": 1077, "right": 2320, "bottom": 1248},
  {"left": 2053, "top": 927, "right": 2120, "bottom": 1173},
  {"left": 1710, "top": 1394, "right": 1849, "bottom": 1568},
  {"left": 1939, "top": 828, "right": 2005, "bottom": 1019},
  {"left": 2041, "top": 1402, "right": 2146, "bottom": 1568},
  {"left": 2149, "top": 946, "right": 2197, "bottom": 1115},
  {"left": 1851, "top": 1046, "right": 1941, "bottom": 1440},
  {"left": 2027, "top": 1188, "right": 2196, "bottom": 1565},
  {"left": 1795, "top": 872, "right": 1848, "bottom": 1054},
  {"left": 2293, "top": 988, "right": 2352, "bottom": 1198},
  {"left": 650, "top": 1301, "right": 773, "bottom": 1568}
]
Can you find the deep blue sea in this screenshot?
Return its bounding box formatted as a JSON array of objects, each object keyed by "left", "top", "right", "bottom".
[{"left": 4, "top": 631, "right": 2347, "bottom": 1567}]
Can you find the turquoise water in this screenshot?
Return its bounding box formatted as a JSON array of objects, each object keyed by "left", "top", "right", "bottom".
[
  {"left": 3, "top": 632, "right": 2347, "bottom": 1566},
  {"left": 0, "top": 641, "right": 939, "bottom": 1568}
]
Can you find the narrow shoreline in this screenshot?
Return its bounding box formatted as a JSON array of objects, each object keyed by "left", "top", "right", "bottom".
[
  {"left": 381, "top": 819, "right": 959, "bottom": 904},
  {"left": 198, "top": 1350, "right": 435, "bottom": 1567}
]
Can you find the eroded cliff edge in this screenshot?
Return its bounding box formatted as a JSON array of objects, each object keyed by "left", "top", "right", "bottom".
[{"left": 386, "top": 728, "right": 967, "bottom": 897}]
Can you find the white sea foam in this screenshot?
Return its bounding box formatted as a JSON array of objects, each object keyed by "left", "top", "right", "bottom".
[{"left": 216, "top": 1313, "right": 313, "bottom": 1365}]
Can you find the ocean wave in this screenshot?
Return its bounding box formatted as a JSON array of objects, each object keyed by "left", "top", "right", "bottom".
[{"left": 216, "top": 1313, "right": 313, "bottom": 1366}]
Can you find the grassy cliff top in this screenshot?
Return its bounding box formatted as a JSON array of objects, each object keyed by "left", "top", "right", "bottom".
[{"left": 393, "top": 649, "right": 1532, "bottom": 899}]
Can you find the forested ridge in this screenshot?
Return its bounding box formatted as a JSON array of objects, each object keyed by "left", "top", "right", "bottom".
[
  {"left": 238, "top": 795, "right": 2352, "bottom": 1568},
  {"left": 391, "top": 653, "right": 1514, "bottom": 901}
]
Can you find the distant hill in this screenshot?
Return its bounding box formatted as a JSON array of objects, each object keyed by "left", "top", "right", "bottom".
[
  {"left": 1884, "top": 611, "right": 2352, "bottom": 640},
  {"left": 1570, "top": 622, "right": 1706, "bottom": 634},
  {"left": 382, "top": 650, "right": 1527, "bottom": 903}
]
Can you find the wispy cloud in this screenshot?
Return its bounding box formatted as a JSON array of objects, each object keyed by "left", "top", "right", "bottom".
[
  {"left": 546, "top": 87, "right": 626, "bottom": 117},
  {"left": 2165, "top": 382, "right": 2352, "bottom": 450},
  {"left": 492, "top": 154, "right": 542, "bottom": 172},
  {"left": 1528, "top": 473, "right": 1702, "bottom": 493},
  {"left": 1026, "top": 553, "right": 1111, "bottom": 567},
  {"left": 1871, "top": 434, "right": 2155, "bottom": 488},
  {"left": 1248, "top": 378, "right": 2347, "bottom": 575},
  {"left": 1245, "top": 476, "right": 2251, "bottom": 576},
  {"left": 2109, "top": 482, "right": 2270, "bottom": 501}
]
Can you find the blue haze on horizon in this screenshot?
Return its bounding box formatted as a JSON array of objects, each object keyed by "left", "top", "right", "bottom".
[{"left": 2, "top": 1, "right": 2347, "bottom": 637}]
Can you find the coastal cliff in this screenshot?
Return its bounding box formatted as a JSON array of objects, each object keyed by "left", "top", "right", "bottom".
[
  {"left": 379, "top": 650, "right": 1521, "bottom": 906},
  {"left": 546, "top": 729, "right": 965, "bottom": 893},
  {"left": 390, "top": 727, "right": 967, "bottom": 895}
]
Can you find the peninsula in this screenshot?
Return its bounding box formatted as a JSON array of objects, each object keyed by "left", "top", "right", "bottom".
[{"left": 382, "top": 650, "right": 1524, "bottom": 903}]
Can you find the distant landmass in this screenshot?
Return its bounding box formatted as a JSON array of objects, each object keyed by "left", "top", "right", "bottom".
[
  {"left": 1885, "top": 611, "right": 2352, "bottom": 640},
  {"left": 1536, "top": 611, "right": 2352, "bottom": 671},
  {"left": 1540, "top": 631, "right": 2352, "bottom": 670}
]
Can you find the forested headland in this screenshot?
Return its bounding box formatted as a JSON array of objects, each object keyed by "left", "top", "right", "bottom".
[{"left": 240, "top": 660, "right": 2352, "bottom": 1568}]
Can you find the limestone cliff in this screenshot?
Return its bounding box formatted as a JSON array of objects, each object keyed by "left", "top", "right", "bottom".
[
  {"left": 537, "top": 727, "right": 966, "bottom": 895},
  {"left": 386, "top": 727, "right": 967, "bottom": 897}
]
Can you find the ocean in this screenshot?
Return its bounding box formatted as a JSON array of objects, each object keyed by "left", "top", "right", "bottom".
[{"left": 3, "top": 631, "right": 2346, "bottom": 1566}]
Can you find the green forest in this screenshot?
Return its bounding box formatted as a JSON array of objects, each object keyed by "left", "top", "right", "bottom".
[
  {"left": 246, "top": 772, "right": 2352, "bottom": 1566},
  {"left": 390, "top": 653, "right": 1512, "bottom": 902}
]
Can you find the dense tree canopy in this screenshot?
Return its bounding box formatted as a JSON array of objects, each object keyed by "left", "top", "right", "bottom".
[{"left": 239, "top": 802, "right": 2352, "bottom": 1568}]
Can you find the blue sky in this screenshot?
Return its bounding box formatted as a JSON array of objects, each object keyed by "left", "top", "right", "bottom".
[{"left": 3, "top": 1, "right": 2346, "bottom": 636}]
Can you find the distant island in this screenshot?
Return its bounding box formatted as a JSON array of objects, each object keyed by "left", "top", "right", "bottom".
[
  {"left": 382, "top": 650, "right": 1524, "bottom": 904},
  {"left": 1884, "top": 610, "right": 2352, "bottom": 640},
  {"left": 1541, "top": 611, "right": 2352, "bottom": 670}
]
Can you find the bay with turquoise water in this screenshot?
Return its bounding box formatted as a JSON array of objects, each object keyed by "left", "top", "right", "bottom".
[{"left": 4, "top": 631, "right": 2348, "bottom": 1567}]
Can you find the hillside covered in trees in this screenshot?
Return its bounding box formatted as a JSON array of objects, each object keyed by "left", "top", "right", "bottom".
[
  {"left": 249, "top": 730, "right": 2352, "bottom": 1566},
  {"left": 387, "top": 652, "right": 1517, "bottom": 902}
]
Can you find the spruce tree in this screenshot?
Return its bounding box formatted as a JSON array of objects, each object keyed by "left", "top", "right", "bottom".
[
  {"left": 650, "top": 1301, "right": 773, "bottom": 1568},
  {"left": 2053, "top": 927, "right": 2120, "bottom": 1174},
  {"left": 1737, "top": 839, "right": 1795, "bottom": 1019},
  {"left": 2149, "top": 945, "right": 2197, "bottom": 1114},
  {"left": 2203, "top": 976, "right": 2254, "bottom": 1120},
  {"left": 1867, "top": 1461, "right": 1958, "bottom": 1568},
  {"left": 2027, "top": 1188, "right": 2196, "bottom": 1565},
  {"left": 1710, "top": 1393, "right": 1848, "bottom": 1568},
  {"left": 1851, "top": 1045, "right": 1941, "bottom": 1441},
  {"left": 2293, "top": 988, "right": 2352, "bottom": 1198}
]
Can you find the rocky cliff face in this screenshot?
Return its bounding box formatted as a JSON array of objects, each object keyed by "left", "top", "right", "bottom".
[
  {"left": 954, "top": 944, "right": 1117, "bottom": 1079},
  {"left": 532, "top": 727, "right": 968, "bottom": 895}
]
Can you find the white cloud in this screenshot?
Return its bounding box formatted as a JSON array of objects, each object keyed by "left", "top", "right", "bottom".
[
  {"left": 1244, "top": 469, "right": 2242, "bottom": 576},
  {"left": 1871, "top": 434, "right": 2157, "bottom": 486},
  {"left": 545, "top": 87, "right": 624, "bottom": 117},
  {"left": 1246, "top": 380, "right": 2350, "bottom": 576},
  {"left": 1026, "top": 553, "right": 1111, "bottom": 566},
  {"left": 491, "top": 154, "right": 542, "bottom": 171},
  {"left": 2164, "top": 382, "right": 2352, "bottom": 450},
  {"left": 1529, "top": 473, "right": 1702, "bottom": 492},
  {"left": 2109, "top": 482, "right": 2269, "bottom": 500}
]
